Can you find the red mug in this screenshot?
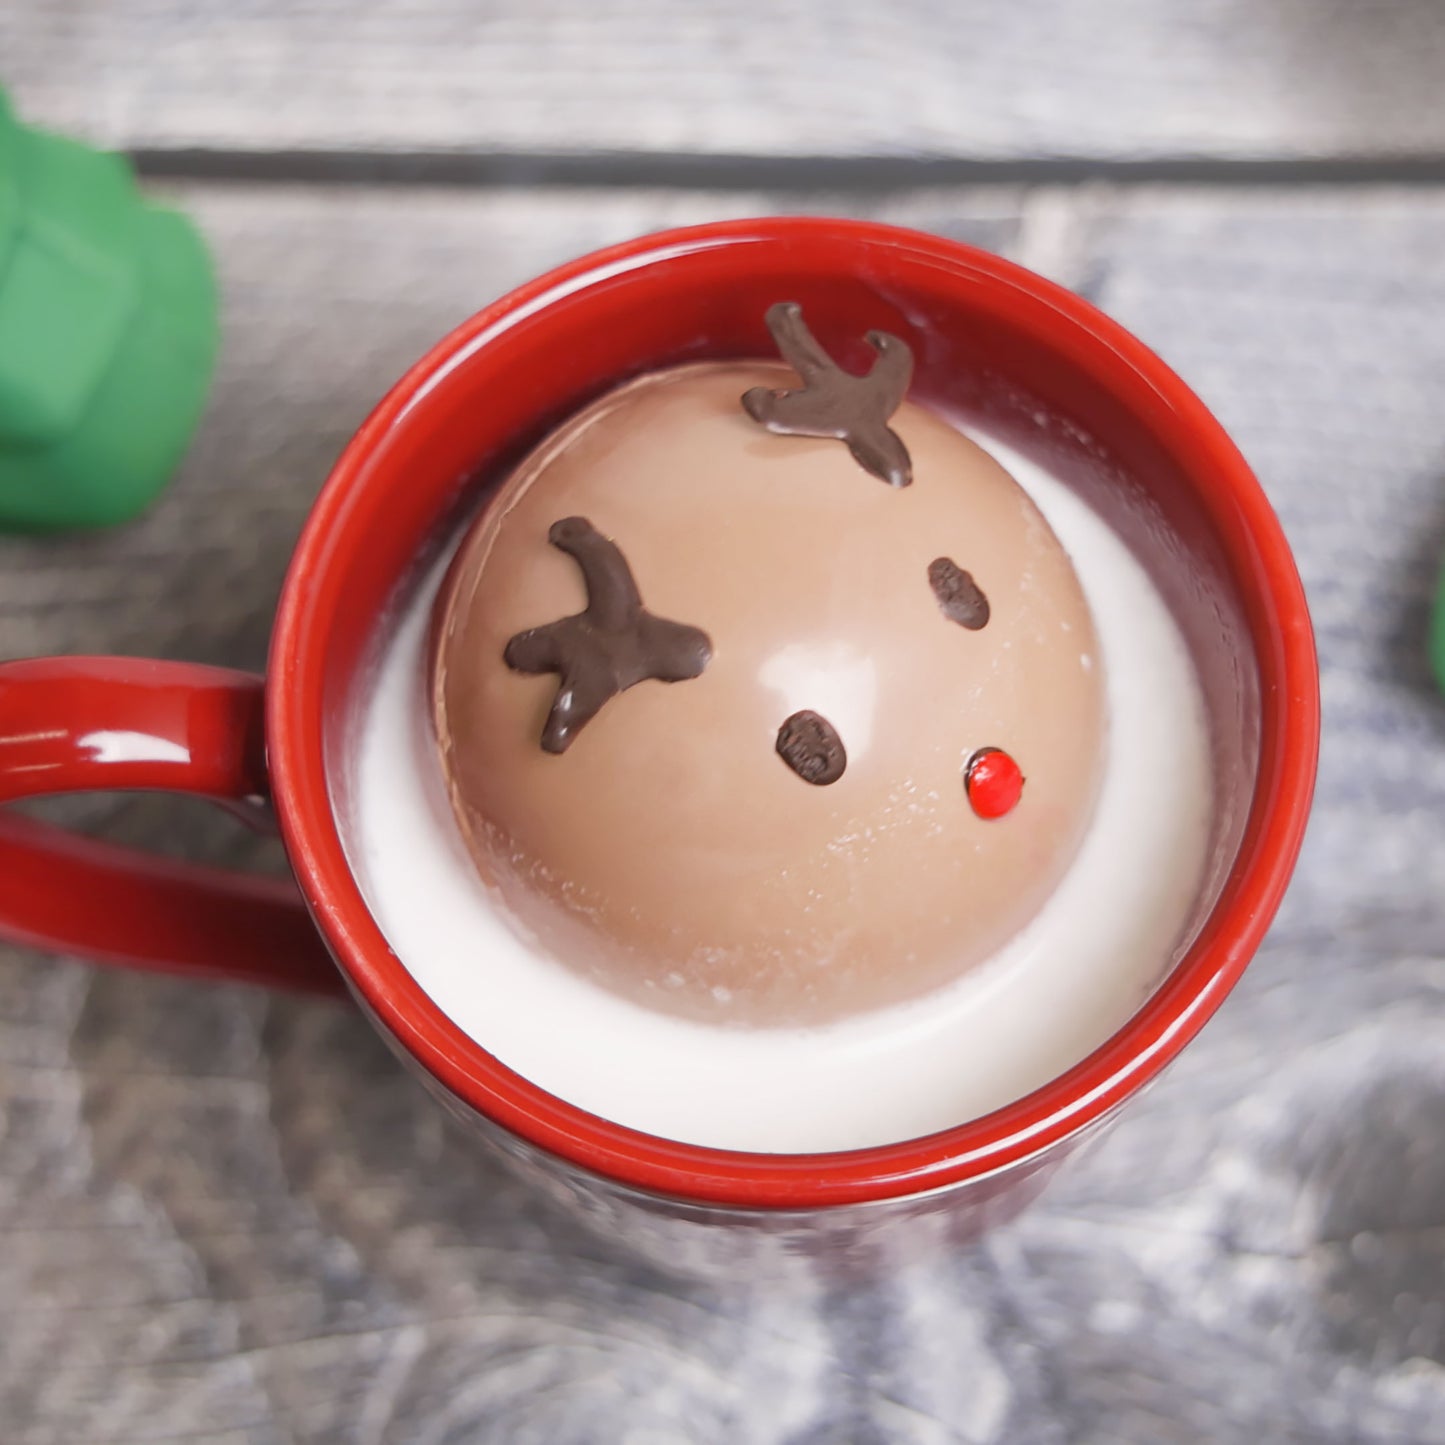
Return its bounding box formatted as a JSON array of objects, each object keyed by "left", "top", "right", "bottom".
[{"left": 0, "top": 219, "right": 1318, "bottom": 1272}]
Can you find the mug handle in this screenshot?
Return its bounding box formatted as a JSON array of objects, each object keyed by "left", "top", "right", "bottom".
[{"left": 0, "top": 657, "right": 345, "bottom": 995}]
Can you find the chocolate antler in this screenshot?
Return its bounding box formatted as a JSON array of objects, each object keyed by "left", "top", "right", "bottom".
[
  {"left": 742, "top": 301, "right": 914, "bottom": 486},
  {"left": 504, "top": 517, "right": 712, "bottom": 753}
]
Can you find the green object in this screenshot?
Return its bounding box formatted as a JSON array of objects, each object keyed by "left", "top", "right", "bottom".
[
  {"left": 1432, "top": 558, "right": 1445, "bottom": 697},
  {"left": 0, "top": 90, "right": 218, "bottom": 531}
]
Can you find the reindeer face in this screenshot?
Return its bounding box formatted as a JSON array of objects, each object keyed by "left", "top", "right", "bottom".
[{"left": 432, "top": 316, "right": 1105, "bottom": 1028}]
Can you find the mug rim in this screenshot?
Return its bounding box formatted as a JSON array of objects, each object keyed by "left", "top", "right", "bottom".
[{"left": 267, "top": 217, "right": 1319, "bottom": 1210}]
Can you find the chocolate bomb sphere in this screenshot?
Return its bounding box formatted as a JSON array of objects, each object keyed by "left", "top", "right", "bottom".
[{"left": 431, "top": 305, "right": 1106, "bottom": 1026}]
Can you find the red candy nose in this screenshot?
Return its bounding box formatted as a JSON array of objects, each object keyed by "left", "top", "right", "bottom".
[{"left": 965, "top": 747, "right": 1024, "bottom": 819}]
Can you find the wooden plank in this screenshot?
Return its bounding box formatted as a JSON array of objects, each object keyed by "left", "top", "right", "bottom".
[
  {"left": 3, "top": 0, "right": 1445, "bottom": 162},
  {"left": 1, "top": 183, "right": 1442, "bottom": 1444}
]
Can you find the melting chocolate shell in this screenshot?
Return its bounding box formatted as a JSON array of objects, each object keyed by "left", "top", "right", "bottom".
[{"left": 431, "top": 360, "right": 1105, "bottom": 1026}]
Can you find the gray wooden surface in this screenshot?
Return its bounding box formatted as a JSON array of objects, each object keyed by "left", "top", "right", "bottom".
[
  {"left": 4, "top": 1, "right": 1445, "bottom": 164},
  {"left": 3, "top": 6, "right": 1445, "bottom": 1443}
]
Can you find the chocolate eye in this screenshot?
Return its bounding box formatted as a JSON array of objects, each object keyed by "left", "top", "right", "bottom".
[
  {"left": 929, "top": 557, "right": 989, "bottom": 630},
  {"left": 776, "top": 710, "right": 847, "bottom": 785},
  {"left": 965, "top": 747, "right": 1022, "bottom": 818}
]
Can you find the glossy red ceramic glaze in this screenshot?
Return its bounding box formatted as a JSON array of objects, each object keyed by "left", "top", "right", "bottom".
[
  {"left": 0, "top": 219, "right": 1318, "bottom": 1216},
  {"left": 262, "top": 219, "right": 1317, "bottom": 1210},
  {"left": 0, "top": 658, "right": 342, "bottom": 993}
]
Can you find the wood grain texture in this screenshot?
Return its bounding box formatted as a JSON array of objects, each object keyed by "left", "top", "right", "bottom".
[
  {"left": 3, "top": 0, "right": 1445, "bottom": 161},
  {"left": 1, "top": 183, "right": 1443, "bottom": 1442}
]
